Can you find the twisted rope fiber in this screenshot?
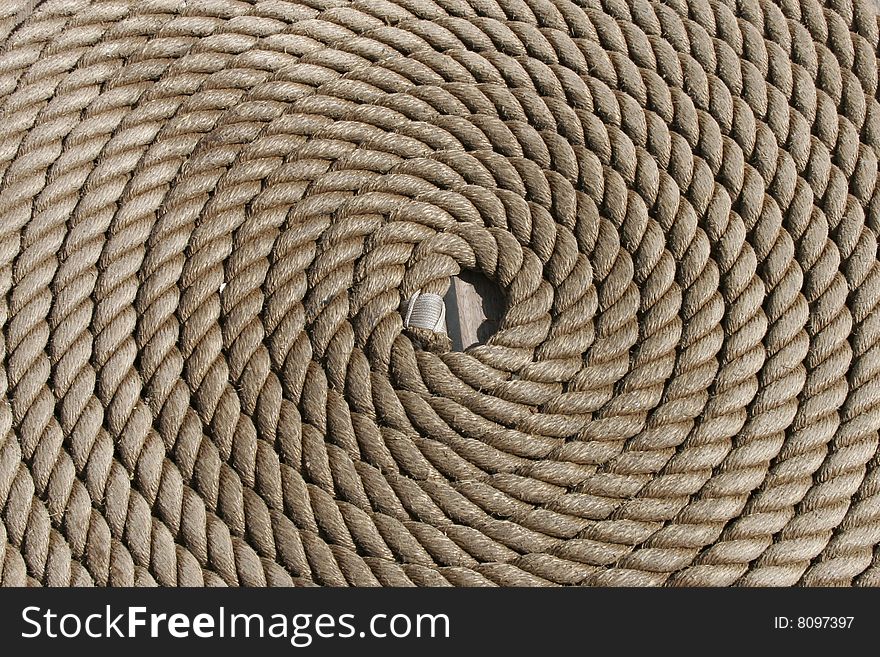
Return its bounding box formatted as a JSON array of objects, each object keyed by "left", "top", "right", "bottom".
[{"left": 0, "top": 0, "right": 879, "bottom": 588}]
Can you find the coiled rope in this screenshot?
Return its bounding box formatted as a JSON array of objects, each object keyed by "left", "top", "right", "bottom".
[{"left": 1, "top": 0, "right": 879, "bottom": 587}]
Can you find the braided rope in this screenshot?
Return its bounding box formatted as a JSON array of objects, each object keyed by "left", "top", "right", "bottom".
[{"left": 0, "top": 0, "right": 879, "bottom": 587}]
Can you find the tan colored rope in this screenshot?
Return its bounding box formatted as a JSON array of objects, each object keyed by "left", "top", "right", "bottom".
[{"left": 0, "top": 0, "right": 879, "bottom": 587}]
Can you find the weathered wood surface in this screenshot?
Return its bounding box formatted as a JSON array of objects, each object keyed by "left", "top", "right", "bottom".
[{"left": 444, "top": 271, "right": 503, "bottom": 352}]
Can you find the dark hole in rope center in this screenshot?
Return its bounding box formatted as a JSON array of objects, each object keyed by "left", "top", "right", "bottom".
[{"left": 443, "top": 270, "right": 503, "bottom": 351}]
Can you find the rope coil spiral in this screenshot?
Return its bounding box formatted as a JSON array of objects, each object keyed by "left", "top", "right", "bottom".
[{"left": 1, "top": 0, "right": 879, "bottom": 587}]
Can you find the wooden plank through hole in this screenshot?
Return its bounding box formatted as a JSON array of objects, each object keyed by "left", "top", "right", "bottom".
[{"left": 444, "top": 270, "right": 503, "bottom": 351}]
